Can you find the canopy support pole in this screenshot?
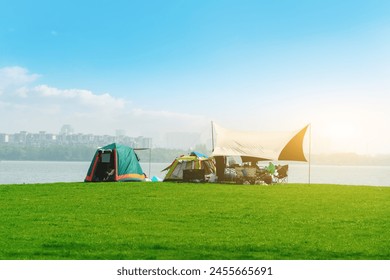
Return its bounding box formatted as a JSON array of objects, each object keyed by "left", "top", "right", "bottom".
[
  {"left": 149, "top": 148, "right": 151, "bottom": 179},
  {"left": 308, "top": 123, "right": 312, "bottom": 185},
  {"left": 211, "top": 121, "right": 214, "bottom": 152}
]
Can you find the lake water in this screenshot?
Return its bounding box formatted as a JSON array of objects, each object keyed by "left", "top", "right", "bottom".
[{"left": 0, "top": 160, "right": 389, "bottom": 186}]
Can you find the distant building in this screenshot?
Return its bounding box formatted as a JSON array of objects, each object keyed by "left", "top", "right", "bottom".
[
  {"left": 0, "top": 133, "right": 9, "bottom": 143},
  {"left": 60, "top": 124, "right": 74, "bottom": 135},
  {"left": 13, "top": 131, "right": 28, "bottom": 144},
  {"left": 134, "top": 136, "right": 152, "bottom": 148}
]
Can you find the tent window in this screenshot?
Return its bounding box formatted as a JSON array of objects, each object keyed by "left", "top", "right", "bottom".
[{"left": 101, "top": 153, "right": 111, "bottom": 163}]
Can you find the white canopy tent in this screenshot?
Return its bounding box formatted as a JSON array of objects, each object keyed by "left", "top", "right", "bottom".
[
  {"left": 210, "top": 122, "right": 311, "bottom": 182},
  {"left": 211, "top": 122, "right": 309, "bottom": 161}
]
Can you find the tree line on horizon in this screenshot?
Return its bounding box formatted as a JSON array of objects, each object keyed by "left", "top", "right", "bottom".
[
  {"left": 0, "top": 144, "right": 210, "bottom": 162},
  {"left": 0, "top": 144, "right": 389, "bottom": 165}
]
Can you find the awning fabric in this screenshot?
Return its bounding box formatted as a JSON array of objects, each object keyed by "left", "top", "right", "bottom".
[{"left": 211, "top": 123, "right": 309, "bottom": 162}]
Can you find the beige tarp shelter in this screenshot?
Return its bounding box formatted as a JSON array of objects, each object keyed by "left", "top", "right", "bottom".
[
  {"left": 211, "top": 122, "right": 310, "bottom": 182},
  {"left": 211, "top": 123, "right": 309, "bottom": 161}
]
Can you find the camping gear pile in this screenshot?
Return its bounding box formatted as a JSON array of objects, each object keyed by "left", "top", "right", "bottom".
[{"left": 233, "top": 163, "right": 289, "bottom": 185}]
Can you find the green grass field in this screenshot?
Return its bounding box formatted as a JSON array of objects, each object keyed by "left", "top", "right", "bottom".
[{"left": 0, "top": 182, "right": 389, "bottom": 260}]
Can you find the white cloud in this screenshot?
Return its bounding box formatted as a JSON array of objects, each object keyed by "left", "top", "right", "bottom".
[
  {"left": 0, "top": 66, "right": 40, "bottom": 95},
  {"left": 33, "top": 85, "right": 126, "bottom": 109},
  {"left": 0, "top": 66, "right": 210, "bottom": 143},
  {"left": 0, "top": 66, "right": 40, "bottom": 84},
  {"left": 15, "top": 87, "right": 29, "bottom": 98}
]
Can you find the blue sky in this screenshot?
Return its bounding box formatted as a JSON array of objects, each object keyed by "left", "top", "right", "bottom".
[{"left": 1, "top": 0, "right": 390, "bottom": 153}]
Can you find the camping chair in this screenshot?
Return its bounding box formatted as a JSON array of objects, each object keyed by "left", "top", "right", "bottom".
[
  {"left": 256, "top": 168, "right": 273, "bottom": 185},
  {"left": 274, "top": 164, "right": 289, "bottom": 184}
]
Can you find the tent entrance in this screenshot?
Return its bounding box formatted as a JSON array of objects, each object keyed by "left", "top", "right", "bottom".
[{"left": 93, "top": 150, "right": 116, "bottom": 182}]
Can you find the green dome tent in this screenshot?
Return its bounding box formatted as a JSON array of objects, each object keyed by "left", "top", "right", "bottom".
[{"left": 85, "top": 143, "right": 145, "bottom": 182}]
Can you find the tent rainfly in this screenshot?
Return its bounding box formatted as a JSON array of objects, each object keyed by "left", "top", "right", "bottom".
[{"left": 211, "top": 122, "right": 309, "bottom": 162}]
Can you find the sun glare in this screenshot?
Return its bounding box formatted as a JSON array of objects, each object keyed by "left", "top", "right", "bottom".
[
  {"left": 313, "top": 117, "right": 365, "bottom": 154},
  {"left": 326, "top": 123, "right": 358, "bottom": 142}
]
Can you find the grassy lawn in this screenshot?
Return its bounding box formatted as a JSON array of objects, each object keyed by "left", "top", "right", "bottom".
[{"left": 0, "top": 182, "right": 389, "bottom": 260}]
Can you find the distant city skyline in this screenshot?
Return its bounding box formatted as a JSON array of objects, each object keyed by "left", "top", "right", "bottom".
[
  {"left": 1, "top": 1, "right": 390, "bottom": 155},
  {"left": 0, "top": 124, "right": 207, "bottom": 149},
  {"left": 0, "top": 128, "right": 153, "bottom": 149}
]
